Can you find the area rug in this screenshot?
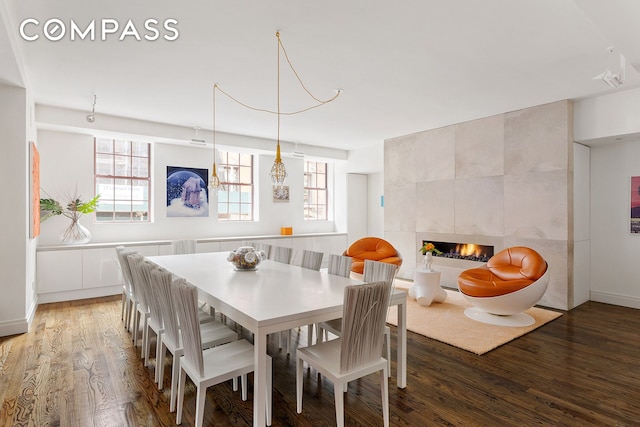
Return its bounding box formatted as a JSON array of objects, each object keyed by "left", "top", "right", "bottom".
[{"left": 387, "top": 286, "right": 562, "bottom": 355}]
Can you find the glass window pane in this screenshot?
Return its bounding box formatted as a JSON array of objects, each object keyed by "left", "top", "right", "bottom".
[
  {"left": 131, "top": 141, "right": 148, "bottom": 157},
  {"left": 115, "top": 211, "right": 132, "bottom": 221},
  {"left": 316, "top": 163, "right": 326, "bottom": 173},
  {"left": 131, "top": 157, "right": 148, "bottom": 178},
  {"left": 240, "top": 153, "right": 252, "bottom": 166},
  {"left": 131, "top": 180, "right": 148, "bottom": 201},
  {"left": 114, "top": 155, "right": 131, "bottom": 176},
  {"left": 239, "top": 166, "right": 251, "bottom": 183},
  {"left": 96, "top": 211, "right": 113, "bottom": 222},
  {"left": 96, "top": 154, "right": 113, "bottom": 176},
  {"left": 317, "top": 173, "right": 326, "bottom": 189},
  {"left": 114, "top": 140, "right": 130, "bottom": 155},
  {"left": 96, "top": 177, "right": 114, "bottom": 200},
  {"left": 133, "top": 210, "right": 148, "bottom": 221},
  {"left": 96, "top": 138, "right": 113, "bottom": 154},
  {"left": 227, "top": 152, "right": 240, "bottom": 164},
  {"left": 115, "top": 200, "right": 132, "bottom": 211},
  {"left": 114, "top": 178, "right": 132, "bottom": 201}
]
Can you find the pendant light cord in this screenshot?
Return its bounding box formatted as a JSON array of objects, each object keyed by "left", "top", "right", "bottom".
[
  {"left": 212, "top": 32, "right": 340, "bottom": 116},
  {"left": 276, "top": 31, "right": 281, "bottom": 158}
]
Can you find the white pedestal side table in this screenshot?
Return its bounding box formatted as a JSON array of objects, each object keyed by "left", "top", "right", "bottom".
[{"left": 409, "top": 269, "right": 447, "bottom": 306}]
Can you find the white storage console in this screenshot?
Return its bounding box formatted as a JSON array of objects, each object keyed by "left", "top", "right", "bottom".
[{"left": 36, "top": 233, "right": 348, "bottom": 303}]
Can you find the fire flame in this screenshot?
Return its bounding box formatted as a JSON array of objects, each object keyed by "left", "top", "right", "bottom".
[{"left": 456, "top": 243, "right": 482, "bottom": 257}]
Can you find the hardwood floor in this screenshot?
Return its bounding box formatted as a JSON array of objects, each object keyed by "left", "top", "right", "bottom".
[{"left": 1, "top": 295, "right": 639, "bottom": 426}]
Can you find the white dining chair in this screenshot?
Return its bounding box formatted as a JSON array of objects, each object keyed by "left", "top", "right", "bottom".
[
  {"left": 151, "top": 268, "right": 238, "bottom": 412},
  {"left": 272, "top": 246, "right": 292, "bottom": 263},
  {"left": 115, "top": 246, "right": 136, "bottom": 332},
  {"left": 327, "top": 254, "right": 353, "bottom": 278},
  {"left": 281, "top": 250, "right": 325, "bottom": 352},
  {"left": 171, "top": 239, "right": 197, "bottom": 254},
  {"left": 311, "top": 254, "right": 351, "bottom": 347},
  {"left": 173, "top": 278, "right": 272, "bottom": 427},
  {"left": 300, "top": 249, "right": 324, "bottom": 271},
  {"left": 317, "top": 259, "right": 398, "bottom": 374},
  {"left": 296, "top": 281, "right": 391, "bottom": 427},
  {"left": 271, "top": 244, "right": 293, "bottom": 350},
  {"left": 126, "top": 253, "right": 151, "bottom": 350},
  {"left": 129, "top": 256, "right": 161, "bottom": 361},
  {"left": 255, "top": 242, "right": 273, "bottom": 259}
]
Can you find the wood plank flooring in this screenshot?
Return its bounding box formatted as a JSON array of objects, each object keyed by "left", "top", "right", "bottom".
[{"left": 1, "top": 295, "right": 639, "bottom": 426}]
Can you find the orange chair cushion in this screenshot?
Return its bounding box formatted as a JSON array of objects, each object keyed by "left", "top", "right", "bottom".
[
  {"left": 344, "top": 237, "right": 402, "bottom": 274},
  {"left": 458, "top": 247, "right": 547, "bottom": 297}
]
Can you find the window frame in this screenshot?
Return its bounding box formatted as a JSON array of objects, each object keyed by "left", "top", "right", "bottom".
[
  {"left": 94, "top": 138, "right": 151, "bottom": 223},
  {"left": 304, "top": 160, "right": 328, "bottom": 221},
  {"left": 217, "top": 150, "right": 254, "bottom": 221}
]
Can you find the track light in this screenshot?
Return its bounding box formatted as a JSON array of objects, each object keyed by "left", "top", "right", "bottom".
[
  {"left": 86, "top": 94, "right": 97, "bottom": 122},
  {"left": 593, "top": 49, "right": 626, "bottom": 89}
]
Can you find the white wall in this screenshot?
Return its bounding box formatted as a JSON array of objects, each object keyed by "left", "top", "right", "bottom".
[
  {"left": 573, "top": 143, "right": 590, "bottom": 308},
  {"left": 368, "top": 172, "right": 384, "bottom": 237},
  {"left": 346, "top": 143, "right": 386, "bottom": 238},
  {"left": 36, "top": 129, "right": 343, "bottom": 245},
  {"left": 574, "top": 87, "right": 640, "bottom": 142},
  {"left": 0, "top": 84, "right": 36, "bottom": 336},
  {"left": 384, "top": 101, "right": 573, "bottom": 309},
  {"left": 346, "top": 174, "right": 368, "bottom": 244},
  {"left": 590, "top": 139, "right": 640, "bottom": 308}
]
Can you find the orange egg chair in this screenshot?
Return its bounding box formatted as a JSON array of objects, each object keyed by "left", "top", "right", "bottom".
[
  {"left": 343, "top": 237, "right": 402, "bottom": 275},
  {"left": 457, "top": 246, "right": 549, "bottom": 327}
]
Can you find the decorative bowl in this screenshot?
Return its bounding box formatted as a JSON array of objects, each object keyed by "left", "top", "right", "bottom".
[{"left": 227, "top": 246, "right": 266, "bottom": 270}]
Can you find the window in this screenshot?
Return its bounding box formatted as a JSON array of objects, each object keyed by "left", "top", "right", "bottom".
[
  {"left": 218, "top": 151, "right": 254, "bottom": 221},
  {"left": 304, "top": 161, "right": 328, "bottom": 220},
  {"left": 94, "top": 138, "right": 150, "bottom": 222}
]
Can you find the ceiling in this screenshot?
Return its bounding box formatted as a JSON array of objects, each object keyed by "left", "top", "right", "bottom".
[{"left": 3, "top": 0, "right": 640, "bottom": 150}]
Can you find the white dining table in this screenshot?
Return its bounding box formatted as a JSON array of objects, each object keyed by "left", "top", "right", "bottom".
[{"left": 147, "top": 252, "right": 407, "bottom": 427}]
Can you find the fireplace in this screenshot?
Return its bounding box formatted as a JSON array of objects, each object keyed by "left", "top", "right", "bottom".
[{"left": 423, "top": 240, "right": 494, "bottom": 263}]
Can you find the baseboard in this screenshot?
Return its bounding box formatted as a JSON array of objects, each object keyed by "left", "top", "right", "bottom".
[
  {"left": 590, "top": 290, "right": 640, "bottom": 310},
  {"left": 38, "top": 285, "right": 122, "bottom": 304},
  {"left": 0, "top": 295, "right": 39, "bottom": 337},
  {"left": 0, "top": 317, "right": 28, "bottom": 337},
  {"left": 26, "top": 294, "right": 38, "bottom": 330}
]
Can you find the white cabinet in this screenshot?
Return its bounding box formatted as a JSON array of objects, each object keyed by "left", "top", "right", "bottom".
[
  {"left": 37, "top": 250, "right": 83, "bottom": 293},
  {"left": 37, "top": 244, "right": 160, "bottom": 302},
  {"left": 36, "top": 234, "right": 347, "bottom": 303},
  {"left": 83, "top": 248, "right": 123, "bottom": 289}
]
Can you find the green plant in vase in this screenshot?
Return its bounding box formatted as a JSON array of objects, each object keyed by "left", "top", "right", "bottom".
[{"left": 40, "top": 193, "right": 100, "bottom": 244}]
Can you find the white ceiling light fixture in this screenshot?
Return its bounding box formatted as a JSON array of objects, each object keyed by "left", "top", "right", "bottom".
[
  {"left": 189, "top": 126, "right": 206, "bottom": 146},
  {"left": 593, "top": 47, "right": 626, "bottom": 88},
  {"left": 86, "top": 94, "right": 97, "bottom": 122}
]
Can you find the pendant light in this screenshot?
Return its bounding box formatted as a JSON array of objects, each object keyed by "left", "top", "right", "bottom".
[
  {"left": 269, "top": 32, "right": 288, "bottom": 186},
  {"left": 211, "top": 31, "right": 340, "bottom": 187}
]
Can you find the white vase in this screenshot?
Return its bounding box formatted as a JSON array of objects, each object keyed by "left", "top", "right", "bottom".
[
  {"left": 423, "top": 252, "right": 433, "bottom": 271},
  {"left": 60, "top": 219, "right": 91, "bottom": 245}
]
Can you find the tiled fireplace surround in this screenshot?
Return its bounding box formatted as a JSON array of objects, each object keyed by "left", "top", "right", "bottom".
[{"left": 384, "top": 100, "right": 573, "bottom": 310}]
